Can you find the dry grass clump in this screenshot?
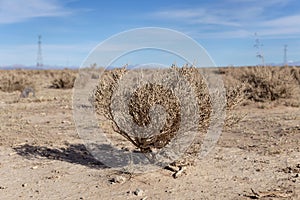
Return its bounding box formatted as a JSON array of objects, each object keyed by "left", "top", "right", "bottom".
[
  {"left": 50, "top": 70, "right": 76, "bottom": 89},
  {"left": 0, "top": 70, "right": 35, "bottom": 93}
]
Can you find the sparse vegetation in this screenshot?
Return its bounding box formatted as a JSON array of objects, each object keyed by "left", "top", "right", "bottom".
[
  {"left": 50, "top": 70, "right": 76, "bottom": 89},
  {"left": 0, "top": 70, "right": 35, "bottom": 92},
  {"left": 224, "top": 66, "right": 297, "bottom": 102},
  {"left": 291, "top": 66, "right": 300, "bottom": 84},
  {"left": 241, "top": 66, "right": 295, "bottom": 101},
  {"left": 1, "top": 67, "right": 299, "bottom": 199}
]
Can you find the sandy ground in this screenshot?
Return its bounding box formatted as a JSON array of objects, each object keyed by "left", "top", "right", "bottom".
[{"left": 0, "top": 70, "right": 299, "bottom": 200}]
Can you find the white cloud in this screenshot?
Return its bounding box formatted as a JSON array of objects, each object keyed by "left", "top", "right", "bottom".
[
  {"left": 150, "top": 0, "right": 300, "bottom": 39},
  {"left": 255, "top": 15, "right": 300, "bottom": 37},
  {"left": 190, "top": 29, "right": 253, "bottom": 39},
  {"left": 0, "top": 0, "right": 72, "bottom": 24},
  {"left": 226, "top": 0, "right": 290, "bottom": 6},
  {"left": 152, "top": 8, "right": 240, "bottom": 27},
  {"left": 150, "top": 0, "right": 288, "bottom": 28},
  {"left": 260, "top": 15, "right": 300, "bottom": 28}
]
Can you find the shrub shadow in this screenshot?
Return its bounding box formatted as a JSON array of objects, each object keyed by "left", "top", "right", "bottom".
[{"left": 13, "top": 143, "right": 107, "bottom": 169}]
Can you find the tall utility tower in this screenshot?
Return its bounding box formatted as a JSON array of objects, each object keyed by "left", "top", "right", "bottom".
[
  {"left": 254, "top": 32, "right": 265, "bottom": 66},
  {"left": 283, "top": 44, "right": 288, "bottom": 66},
  {"left": 37, "top": 35, "right": 43, "bottom": 67}
]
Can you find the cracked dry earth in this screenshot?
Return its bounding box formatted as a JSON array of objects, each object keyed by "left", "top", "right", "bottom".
[{"left": 0, "top": 73, "right": 299, "bottom": 200}]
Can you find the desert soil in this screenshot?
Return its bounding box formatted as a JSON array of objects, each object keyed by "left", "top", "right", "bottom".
[{"left": 0, "top": 69, "right": 299, "bottom": 200}]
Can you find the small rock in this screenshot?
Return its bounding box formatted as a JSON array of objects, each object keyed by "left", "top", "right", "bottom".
[
  {"left": 31, "top": 166, "right": 38, "bottom": 169},
  {"left": 110, "top": 175, "right": 126, "bottom": 184},
  {"left": 0, "top": 186, "right": 6, "bottom": 189},
  {"left": 22, "top": 183, "right": 27, "bottom": 187},
  {"left": 165, "top": 165, "right": 180, "bottom": 172},
  {"left": 134, "top": 188, "right": 144, "bottom": 196},
  {"left": 8, "top": 152, "right": 17, "bottom": 156},
  {"left": 173, "top": 166, "right": 187, "bottom": 178}
]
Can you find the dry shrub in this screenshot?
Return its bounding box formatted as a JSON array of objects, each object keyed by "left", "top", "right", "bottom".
[
  {"left": 50, "top": 70, "right": 76, "bottom": 89},
  {"left": 174, "top": 66, "right": 212, "bottom": 131},
  {"left": 168, "top": 67, "right": 213, "bottom": 164},
  {"left": 224, "top": 84, "right": 247, "bottom": 128},
  {"left": 237, "top": 66, "right": 296, "bottom": 102},
  {"left": 94, "top": 67, "right": 189, "bottom": 153},
  {"left": 92, "top": 68, "right": 132, "bottom": 150},
  {"left": 215, "top": 67, "right": 248, "bottom": 132},
  {"left": 291, "top": 66, "right": 300, "bottom": 84},
  {"left": 94, "top": 65, "right": 242, "bottom": 165},
  {"left": 128, "top": 83, "right": 181, "bottom": 152},
  {"left": 221, "top": 67, "right": 246, "bottom": 108},
  {"left": 94, "top": 68, "right": 126, "bottom": 120},
  {"left": 0, "top": 70, "right": 35, "bottom": 92},
  {"left": 95, "top": 68, "right": 211, "bottom": 152}
]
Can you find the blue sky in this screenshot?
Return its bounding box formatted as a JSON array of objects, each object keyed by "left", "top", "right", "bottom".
[{"left": 0, "top": 0, "right": 300, "bottom": 67}]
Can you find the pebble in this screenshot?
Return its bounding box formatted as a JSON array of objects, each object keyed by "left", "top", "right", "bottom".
[
  {"left": 31, "top": 166, "right": 38, "bottom": 169},
  {"left": 61, "top": 120, "right": 72, "bottom": 125},
  {"left": 110, "top": 175, "right": 126, "bottom": 184},
  {"left": 173, "top": 166, "right": 187, "bottom": 178},
  {"left": 134, "top": 188, "right": 144, "bottom": 196},
  {"left": 8, "top": 152, "right": 17, "bottom": 156},
  {"left": 22, "top": 183, "right": 27, "bottom": 187}
]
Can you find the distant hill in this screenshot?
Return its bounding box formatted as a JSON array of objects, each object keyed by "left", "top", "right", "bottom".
[
  {"left": 266, "top": 61, "right": 300, "bottom": 67},
  {"left": 1, "top": 62, "right": 299, "bottom": 70},
  {"left": 0, "top": 64, "right": 79, "bottom": 70}
]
